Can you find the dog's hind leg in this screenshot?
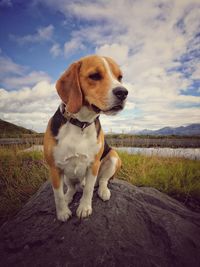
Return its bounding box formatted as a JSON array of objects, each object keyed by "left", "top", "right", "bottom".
[{"left": 97, "top": 149, "right": 121, "bottom": 201}]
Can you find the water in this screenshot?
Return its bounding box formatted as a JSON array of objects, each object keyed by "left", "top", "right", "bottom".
[
  {"left": 25, "top": 145, "right": 200, "bottom": 160},
  {"left": 116, "top": 147, "right": 200, "bottom": 160}
]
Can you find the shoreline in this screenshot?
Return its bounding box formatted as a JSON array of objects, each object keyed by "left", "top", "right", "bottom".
[{"left": 1, "top": 136, "right": 200, "bottom": 148}]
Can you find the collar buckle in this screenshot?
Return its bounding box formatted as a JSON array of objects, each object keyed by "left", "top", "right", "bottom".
[{"left": 81, "top": 122, "right": 88, "bottom": 131}]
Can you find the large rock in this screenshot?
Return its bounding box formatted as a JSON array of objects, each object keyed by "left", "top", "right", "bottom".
[{"left": 0, "top": 179, "right": 200, "bottom": 267}]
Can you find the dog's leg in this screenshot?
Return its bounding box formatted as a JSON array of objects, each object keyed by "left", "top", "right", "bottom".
[
  {"left": 76, "top": 161, "right": 100, "bottom": 219},
  {"left": 64, "top": 178, "right": 77, "bottom": 205},
  {"left": 50, "top": 166, "right": 72, "bottom": 222},
  {"left": 98, "top": 149, "right": 121, "bottom": 201}
]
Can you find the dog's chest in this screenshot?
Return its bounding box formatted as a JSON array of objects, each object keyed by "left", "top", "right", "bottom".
[{"left": 53, "top": 123, "right": 100, "bottom": 180}]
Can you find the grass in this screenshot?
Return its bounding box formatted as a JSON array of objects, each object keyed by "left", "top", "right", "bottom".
[
  {"left": 0, "top": 147, "right": 48, "bottom": 225},
  {"left": 118, "top": 151, "right": 200, "bottom": 209},
  {"left": 0, "top": 147, "right": 199, "bottom": 225}
]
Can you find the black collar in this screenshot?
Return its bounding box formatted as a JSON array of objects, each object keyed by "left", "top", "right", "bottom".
[
  {"left": 67, "top": 117, "right": 94, "bottom": 130},
  {"left": 60, "top": 104, "right": 98, "bottom": 131}
]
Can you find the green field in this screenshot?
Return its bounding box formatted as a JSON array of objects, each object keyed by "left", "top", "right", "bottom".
[{"left": 0, "top": 147, "right": 199, "bottom": 225}]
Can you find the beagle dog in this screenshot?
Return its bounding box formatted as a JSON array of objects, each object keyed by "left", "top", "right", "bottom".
[{"left": 44, "top": 55, "right": 128, "bottom": 221}]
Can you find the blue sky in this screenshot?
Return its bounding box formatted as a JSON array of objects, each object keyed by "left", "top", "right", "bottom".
[{"left": 0, "top": 0, "right": 200, "bottom": 132}]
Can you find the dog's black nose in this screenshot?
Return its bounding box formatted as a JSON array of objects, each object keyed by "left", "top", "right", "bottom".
[{"left": 113, "top": 87, "right": 128, "bottom": 101}]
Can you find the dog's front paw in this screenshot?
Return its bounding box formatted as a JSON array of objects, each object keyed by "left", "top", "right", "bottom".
[
  {"left": 98, "top": 186, "right": 111, "bottom": 201},
  {"left": 76, "top": 202, "right": 92, "bottom": 219},
  {"left": 57, "top": 207, "right": 72, "bottom": 222}
]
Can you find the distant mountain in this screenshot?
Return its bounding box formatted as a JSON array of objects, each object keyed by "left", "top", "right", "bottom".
[
  {"left": 0, "top": 119, "right": 36, "bottom": 137},
  {"left": 137, "top": 124, "right": 200, "bottom": 136}
]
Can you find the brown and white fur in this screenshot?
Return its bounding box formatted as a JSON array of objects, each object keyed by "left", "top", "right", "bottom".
[{"left": 44, "top": 55, "right": 128, "bottom": 221}]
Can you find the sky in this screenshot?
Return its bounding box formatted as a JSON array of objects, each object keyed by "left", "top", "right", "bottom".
[{"left": 0, "top": 0, "right": 199, "bottom": 133}]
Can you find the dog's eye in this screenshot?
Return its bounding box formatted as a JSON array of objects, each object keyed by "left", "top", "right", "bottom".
[
  {"left": 118, "top": 75, "right": 123, "bottom": 82},
  {"left": 89, "top": 72, "right": 102, "bottom": 81}
]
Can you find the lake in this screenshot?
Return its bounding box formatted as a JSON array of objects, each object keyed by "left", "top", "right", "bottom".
[
  {"left": 24, "top": 145, "right": 200, "bottom": 160},
  {"left": 116, "top": 147, "right": 200, "bottom": 160}
]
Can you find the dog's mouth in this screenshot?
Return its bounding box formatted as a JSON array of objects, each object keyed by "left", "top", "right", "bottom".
[
  {"left": 91, "top": 104, "right": 101, "bottom": 113},
  {"left": 108, "top": 105, "right": 123, "bottom": 112},
  {"left": 91, "top": 104, "right": 124, "bottom": 114}
]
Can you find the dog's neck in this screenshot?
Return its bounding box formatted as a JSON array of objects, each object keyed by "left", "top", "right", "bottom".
[{"left": 60, "top": 103, "right": 100, "bottom": 124}]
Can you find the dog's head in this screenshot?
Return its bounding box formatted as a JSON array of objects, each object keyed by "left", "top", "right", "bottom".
[{"left": 56, "top": 55, "right": 128, "bottom": 115}]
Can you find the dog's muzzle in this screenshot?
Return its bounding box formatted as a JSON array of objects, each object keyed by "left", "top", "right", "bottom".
[{"left": 91, "top": 86, "right": 128, "bottom": 114}]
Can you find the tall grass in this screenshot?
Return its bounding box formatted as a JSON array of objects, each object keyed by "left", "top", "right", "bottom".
[
  {"left": 0, "top": 147, "right": 199, "bottom": 225},
  {"left": 118, "top": 151, "right": 200, "bottom": 205},
  {"left": 0, "top": 147, "right": 48, "bottom": 225}
]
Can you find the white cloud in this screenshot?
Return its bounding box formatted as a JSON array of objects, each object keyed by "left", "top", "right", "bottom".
[
  {"left": 10, "top": 24, "right": 54, "bottom": 44},
  {"left": 3, "top": 71, "right": 51, "bottom": 88},
  {"left": 96, "top": 44, "right": 129, "bottom": 65},
  {"left": 64, "top": 38, "right": 85, "bottom": 57},
  {"left": 0, "top": 81, "right": 60, "bottom": 132},
  {"left": 50, "top": 43, "right": 62, "bottom": 57},
  {"left": 191, "top": 63, "right": 200, "bottom": 80},
  {"left": 0, "top": 54, "right": 51, "bottom": 89},
  {"left": 0, "top": 55, "right": 26, "bottom": 75}
]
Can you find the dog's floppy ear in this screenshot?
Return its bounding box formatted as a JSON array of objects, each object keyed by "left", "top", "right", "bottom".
[{"left": 56, "top": 61, "right": 82, "bottom": 114}]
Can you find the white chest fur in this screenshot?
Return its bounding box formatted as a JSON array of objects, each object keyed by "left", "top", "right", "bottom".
[{"left": 53, "top": 122, "right": 100, "bottom": 183}]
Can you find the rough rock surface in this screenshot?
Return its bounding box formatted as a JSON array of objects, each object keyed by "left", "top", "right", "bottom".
[{"left": 0, "top": 179, "right": 200, "bottom": 267}]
